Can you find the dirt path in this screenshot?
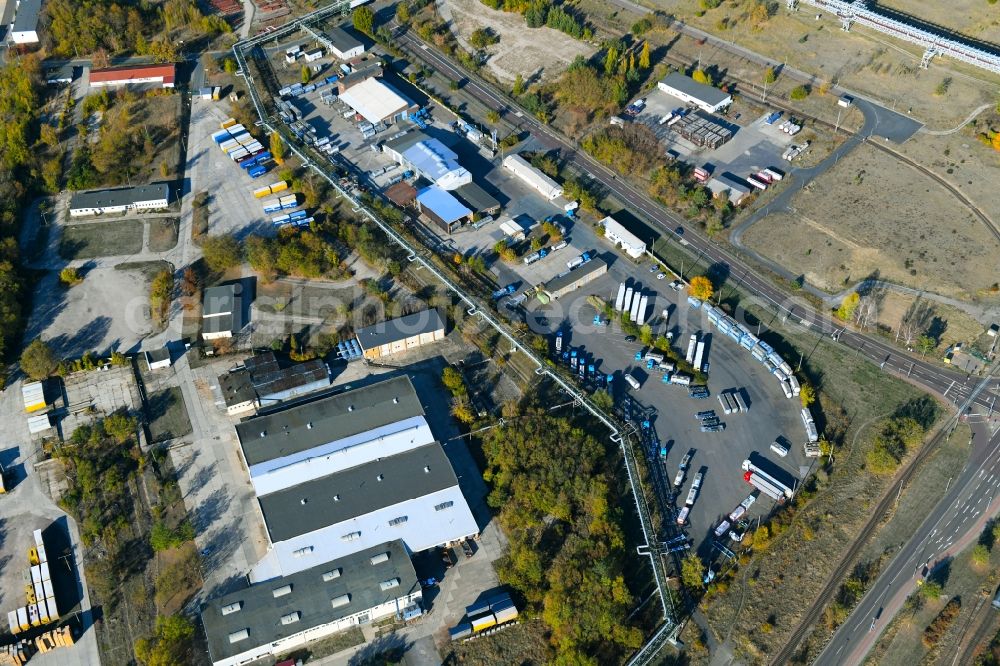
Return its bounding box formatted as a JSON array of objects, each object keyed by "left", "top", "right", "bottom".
[{"left": 920, "top": 103, "right": 994, "bottom": 136}]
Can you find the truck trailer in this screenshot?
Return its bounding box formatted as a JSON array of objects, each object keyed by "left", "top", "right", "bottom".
[{"left": 741, "top": 459, "right": 793, "bottom": 500}]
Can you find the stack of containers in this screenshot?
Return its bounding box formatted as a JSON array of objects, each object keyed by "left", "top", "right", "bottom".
[{"left": 8, "top": 530, "right": 57, "bottom": 634}]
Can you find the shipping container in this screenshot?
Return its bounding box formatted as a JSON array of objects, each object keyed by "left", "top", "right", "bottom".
[
  {"left": 685, "top": 334, "right": 698, "bottom": 364},
  {"left": 288, "top": 210, "right": 308, "bottom": 221},
  {"left": 693, "top": 341, "right": 706, "bottom": 372},
  {"left": 42, "top": 579, "right": 54, "bottom": 600},
  {"left": 212, "top": 129, "right": 232, "bottom": 144},
  {"left": 615, "top": 283, "right": 626, "bottom": 311},
  {"left": 493, "top": 603, "right": 519, "bottom": 623},
  {"left": 763, "top": 167, "right": 784, "bottom": 181},
  {"left": 262, "top": 199, "right": 281, "bottom": 213},
  {"left": 751, "top": 344, "right": 768, "bottom": 362},
  {"left": 671, "top": 374, "right": 692, "bottom": 386},
  {"left": 227, "top": 123, "right": 246, "bottom": 135},
  {"left": 248, "top": 165, "right": 268, "bottom": 178},
  {"left": 31, "top": 565, "right": 41, "bottom": 585},
  {"left": 272, "top": 214, "right": 291, "bottom": 225},
  {"left": 622, "top": 287, "right": 634, "bottom": 315},
  {"left": 719, "top": 392, "right": 734, "bottom": 415},
  {"left": 229, "top": 148, "right": 250, "bottom": 162},
  {"left": 220, "top": 117, "right": 237, "bottom": 129},
  {"left": 449, "top": 623, "right": 473, "bottom": 640},
  {"left": 253, "top": 185, "right": 273, "bottom": 198},
  {"left": 740, "top": 332, "right": 759, "bottom": 350},
  {"left": 747, "top": 175, "right": 768, "bottom": 190},
  {"left": 7, "top": 610, "right": 18, "bottom": 634},
  {"left": 636, "top": 295, "right": 650, "bottom": 326},
  {"left": 16, "top": 607, "right": 29, "bottom": 632},
  {"left": 229, "top": 132, "right": 251, "bottom": 145},
  {"left": 732, "top": 391, "right": 748, "bottom": 413},
  {"left": 780, "top": 379, "right": 793, "bottom": 399},
  {"left": 470, "top": 614, "right": 497, "bottom": 632},
  {"left": 268, "top": 181, "right": 289, "bottom": 194}
]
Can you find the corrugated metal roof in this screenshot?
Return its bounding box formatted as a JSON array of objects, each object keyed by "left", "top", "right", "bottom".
[
  {"left": 452, "top": 182, "right": 500, "bottom": 213},
  {"left": 236, "top": 375, "right": 424, "bottom": 466},
  {"left": 402, "top": 140, "right": 466, "bottom": 183},
  {"left": 11, "top": 0, "right": 42, "bottom": 33},
  {"left": 544, "top": 258, "right": 608, "bottom": 294},
  {"left": 203, "top": 285, "right": 237, "bottom": 317},
  {"left": 257, "top": 443, "right": 458, "bottom": 542},
  {"left": 201, "top": 540, "right": 418, "bottom": 663},
  {"left": 355, "top": 309, "right": 446, "bottom": 351},
  {"left": 415, "top": 186, "right": 471, "bottom": 225},
  {"left": 89, "top": 63, "right": 176, "bottom": 85}
]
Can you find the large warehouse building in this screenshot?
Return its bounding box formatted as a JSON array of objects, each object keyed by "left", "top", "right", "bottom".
[
  {"left": 235, "top": 375, "right": 478, "bottom": 582},
  {"left": 68, "top": 184, "right": 170, "bottom": 217},
  {"left": 657, "top": 72, "right": 732, "bottom": 114},
  {"left": 601, "top": 216, "right": 646, "bottom": 258},
  {"left": 89, "top": 63, "right": 176, "bottom": 89},
  {"left": 202, "top": 540, "right": 421, "bottom": 666},
  {"left": 338, "top": 77, "right": 418, "bottom": 126},
  {"left": 355, "top": 309, "right": 446, "bottom": 359},
  {"left": 415, "top": 186, "right": 472, "bottom": 233},
  {"left": 502, "top": 154, "right": 563, "bottom": 200},
  {"left": 326, "top": 24, "right": 365, "bottom": 60}
]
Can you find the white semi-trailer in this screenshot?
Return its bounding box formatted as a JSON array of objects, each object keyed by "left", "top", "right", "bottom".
[
  {"left": 685, "top": 334, "right": 698, "bottom": 364},
  {"left": 741, "top": 459, "right": 793, "bottom": 501},
  {"left": 615, "top": 283, "right": 626, "bottom": 311}
]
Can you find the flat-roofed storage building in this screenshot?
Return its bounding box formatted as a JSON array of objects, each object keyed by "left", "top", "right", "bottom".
[
  {"left": 202, "top": 540, "right": 421, "bottom": 666},
  {"left": 234, "top": 375, "right": 478, "bottom": 582},
  {"left": 657, "top": 72, "right": 732, "bottom": 114},
  {"left": 69, "top": 184, "right": 170, "bottom": 217},
  {"left": 354, "top": 309, "right": 446, "bottom": 360}
]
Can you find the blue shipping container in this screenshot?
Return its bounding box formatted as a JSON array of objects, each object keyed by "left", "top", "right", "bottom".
[
  {"left": 289, "top": 210, "right": 308, "bottom": 221},
  {"left": 263, "top": 204, "right": 281, "bottom": 214},
  {"left": 325, "top": 75, "right": 339, "bottom": 84},
  {"left": 248, "top": 165, "right": 267, "bottom": 178},
  {"left": 281, "top": 201, "right": 298, "bottom": 210}
]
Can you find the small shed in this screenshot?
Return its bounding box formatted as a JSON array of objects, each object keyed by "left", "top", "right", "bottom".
[{"left": 145, "top": 348, "right": 172, "bottom": 371}]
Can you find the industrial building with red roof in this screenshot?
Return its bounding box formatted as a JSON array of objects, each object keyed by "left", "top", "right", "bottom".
[{"left": 88, "top": 64, "right": 176, "bottom": 89}]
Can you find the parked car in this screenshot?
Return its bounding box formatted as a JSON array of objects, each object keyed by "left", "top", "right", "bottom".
[
  {"left": 657, "top": 272, "right": 666, "bottom": 280},
  {"left": 461, "top": 539, "right": 474, "bottom": 558},
  {"left": 624, "top": 335, "right": 637, "bottom": 343}
]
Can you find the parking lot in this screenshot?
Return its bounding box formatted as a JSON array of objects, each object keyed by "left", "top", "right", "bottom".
[
  {"left": 632, "top": 88, "right": 796, "bottom": 179},
  {"left": 515, "top": 245, "right": 807, "bottom": 559},
  {"left": 187, "top": 97, "right": 277, "bottom": 239}
]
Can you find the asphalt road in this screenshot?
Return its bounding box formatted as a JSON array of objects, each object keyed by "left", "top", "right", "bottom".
[
  {"left": 388, "top": 24, "right": 999, "bottom": 417},
  {"left": 815, "top": 411, "right": 1000, "bottom": 666}
]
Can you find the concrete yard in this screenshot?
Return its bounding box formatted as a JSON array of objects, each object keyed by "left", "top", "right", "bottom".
[
  {"left": 632, "top": 89, "right": 796, "bottom": 180},
  {"left": 24, "top": 265, "right": 156, "bottom": 359},
  {"left": 186, "top": 97, "right": 276, "bottom": 240}
]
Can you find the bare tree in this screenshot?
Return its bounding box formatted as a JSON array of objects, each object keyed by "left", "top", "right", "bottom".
[{"left": 896, "top": 297, "right": 934, "bottom": 348}]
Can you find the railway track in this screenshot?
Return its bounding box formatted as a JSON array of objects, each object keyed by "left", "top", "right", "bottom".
[{"left": 768, "top": 421, "right": 950, "bottom": 665}]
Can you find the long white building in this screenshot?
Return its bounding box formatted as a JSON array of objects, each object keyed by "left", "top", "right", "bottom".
[
  {"left": 502, "top": 154, "right": 563, "bottom": 200},
  {"left": 600, "top": 215, "right": 646, "bottom": 258},
  {"left": 69, "top": 184, "right": 170, "bottom": 217}
]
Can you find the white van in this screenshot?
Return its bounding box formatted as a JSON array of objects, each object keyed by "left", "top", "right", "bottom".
[{"left": 625, "top": 374, "right": 641, "bottom": 390}]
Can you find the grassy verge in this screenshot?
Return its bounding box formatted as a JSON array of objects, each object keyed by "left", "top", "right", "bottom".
[
  {"left": 148, "top": 218, "right": 179, "bottom": 253},
  {"left": 442, "top": 620, "right": 551, "bottom": 665},
  {"left": 60, "top": 219, "right": 144, "bottom": 259}
]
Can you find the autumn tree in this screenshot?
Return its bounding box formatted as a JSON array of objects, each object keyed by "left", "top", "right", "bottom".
[
  {"left": 639, "top": 41, "right": 650, "bottom": 69},
  {"left": 790, "top": 85, "right": 809, "bottom": 100},
  {"left": 763, "top": 66, "right": 777, "bottom": 84},
  {"left": 269, "top": 131, "right": 285, "bottom": 164},
  {"left": 201, "top": 234, "right": 241, "bottom": 272},
  {"left": 681, "top": 554, "right": 705, "bottom": 589},
  {"left": 149, "top": 269, "right": 173, "bottom": 326},
  {"left": 799, "top": 383, "right": 816, "bottom": 408},
  {"left": 691, "top": 69, "right": 712, "bottom": 86},
  {"left": 836, "top": 292, "right": 860, "bottom": 321},
  {"left": 688, "top": 275, "right": 714, "bottom": 301},
  {"left": 60, "top": 267, "right": 83, "bottom": 286},
  {"left": 512, "top": 72, "right": 525, "bottom": 96},
  {"left": 353, "top": 6, "right": 375, "bottom": 36},
  {"left": 20, "top": 339, "right": 57, "bottom": 380}
]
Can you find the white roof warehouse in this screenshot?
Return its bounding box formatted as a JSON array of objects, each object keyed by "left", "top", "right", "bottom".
[
  {"left": 657, "top": 72, "right": 733, "bottom": 114},
  {"left": 234, "top": 375, "right": 478, "bottom": 583},
  {"left": 338, "top": 77, "right": 417, "bottom": 125}
]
